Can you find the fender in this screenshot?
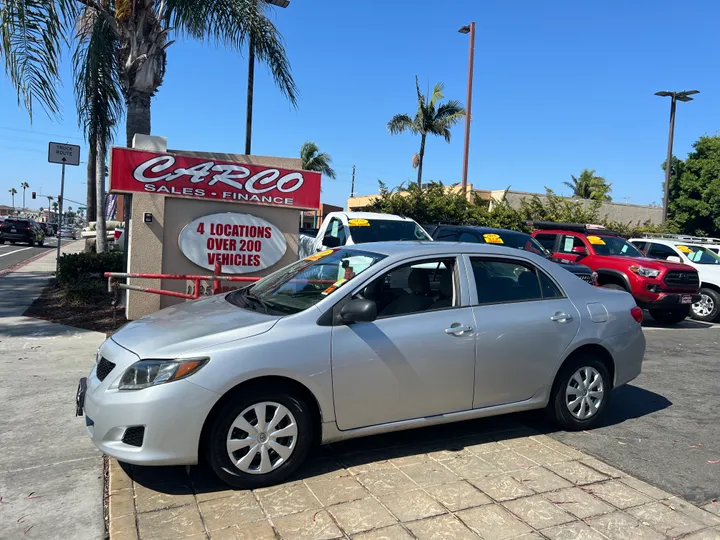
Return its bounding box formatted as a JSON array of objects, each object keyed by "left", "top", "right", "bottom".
[{"left": 595, "top": 268, "right": 631, "bottom": 291}]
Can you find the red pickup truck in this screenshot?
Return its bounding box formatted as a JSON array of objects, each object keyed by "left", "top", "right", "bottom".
[{"left": 529, "top": 222, "right": 700, "bottom": 325}]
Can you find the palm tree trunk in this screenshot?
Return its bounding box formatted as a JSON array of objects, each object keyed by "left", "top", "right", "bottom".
[
  {"left": 417, "top": 134, "right": 427, "bottom": 188},
  {"left": 86, "top": 147, "right": 97, "bottom": 222},
  {"left": 96, "top": 140, "right": 107, "bottom": 254}
]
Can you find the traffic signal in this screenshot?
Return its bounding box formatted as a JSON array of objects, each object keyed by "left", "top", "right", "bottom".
[
  {"left": 32, "top": 191, "right": 36, "bottom": 199},
  {"left": 58, "top": 195, "right": 62, "bottom": 202}
]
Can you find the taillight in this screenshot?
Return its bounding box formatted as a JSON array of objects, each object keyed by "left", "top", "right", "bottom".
[
  {"left": 630, "top": 306, "right": 643, "bottom": 323},
  {"left": 114, "top": 230, "right": 121, "bottom": 240}
]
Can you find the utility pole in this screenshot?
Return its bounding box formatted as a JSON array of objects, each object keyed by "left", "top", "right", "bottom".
[
  {"left": 56, "top": 164, "right": 65, "bottom": 261},
  {"left": 459, "top": 22, "right": 476, "bottom": 195},
  {"left": 351, "top": 165, "right": 356, "bottom": 198}
]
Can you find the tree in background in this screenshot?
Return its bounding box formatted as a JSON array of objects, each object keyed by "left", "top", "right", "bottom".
[
  {"left": 388, "top": 77, "right": 465, "bottom": 188},
  {"left": 20, "top": 182, "right": 29, "bottom": 210},
  {"left": 300, "top": 142, "right": 336, "bottom": 180},
  {"left": 563, "top": 169, "right": 612, "bottom": 201},
  {"left": 9, "top": 188, "right": 17, "bottom": 209},
  {"left": 667, "top": 135, "right": 720, "bottom": 237}
]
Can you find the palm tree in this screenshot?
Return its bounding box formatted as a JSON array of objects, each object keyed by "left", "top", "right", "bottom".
[
  {"left": 563, "top": 169, "right": 613, "bottom": 201},
  {"left": 300, "top": 142, "right": 336, "bottom": 180},
  {"left": 20, "top": 182, "right": 29, "bottom": 210},
  {"left": 52, "top": 201, "right": 59, "bottom": 224},
  {"left": 9, "top": 188, "right": 17, "bottom": 209},
  {"left": 388, "top": 76, "right": 465, "bottom": 188}
]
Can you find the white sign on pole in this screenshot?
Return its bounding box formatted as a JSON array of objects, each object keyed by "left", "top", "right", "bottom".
[
  {"left": 48, "top": 142, "right": 81, "bottom": 166},
  {"left": 179, "top": 212, "right": 287, "bottom": 274}
]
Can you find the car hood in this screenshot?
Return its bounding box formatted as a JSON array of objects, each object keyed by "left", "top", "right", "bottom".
[
  {"left": 111, "top": 294, "right": 281, "bottom": 359},
  {"left": 551, "top": 258, "right": 591, "bottom": 274},
  {"left": 601, "top": 255, "right": 694, "bottom": 272}
]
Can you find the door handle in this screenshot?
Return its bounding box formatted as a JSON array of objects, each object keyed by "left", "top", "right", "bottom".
[
  {"left": 445, "top": 324, "right": 473, "bottom": 335},
  {"left": 550, "top": 312, "right": 573, "bottom": 323}
]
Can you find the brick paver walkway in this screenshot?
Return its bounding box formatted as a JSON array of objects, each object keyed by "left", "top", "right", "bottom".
[{"left": 108, "top": 421, "right": 720, "bottom": 540}]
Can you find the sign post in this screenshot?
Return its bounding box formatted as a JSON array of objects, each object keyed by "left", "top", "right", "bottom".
[{"left": 48, "top": 142, "right": 81, "bottom": 261}]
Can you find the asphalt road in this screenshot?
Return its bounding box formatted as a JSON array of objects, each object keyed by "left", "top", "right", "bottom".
[
  {"left": 540, "top": 320, "right": 720, "bottom": 505},
  {"left": 0, "top": 238, "right": 63, "bottom": 271}
]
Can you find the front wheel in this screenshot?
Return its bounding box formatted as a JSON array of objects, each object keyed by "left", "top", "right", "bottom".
[
  {"left": 601, "top": 283, "right": 626, "bottom": 292},
  {"left": 649, "top": 306, "right": 690, "bottom": 325},
  {"left": 691, "top": 288, "right": 720, "bottom": 322},
  {"left": 206, "top": 387, "right": 314, "bottom": 489},
  {"left": 549, "top": 356, "right": 611, "bottom": 431}
]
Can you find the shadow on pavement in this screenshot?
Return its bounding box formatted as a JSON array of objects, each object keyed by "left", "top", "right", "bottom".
[{"left": 642, "top": 318, "right": 714, "bottom": 329}]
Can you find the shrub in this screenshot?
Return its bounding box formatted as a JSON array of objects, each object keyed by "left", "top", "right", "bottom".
[{"left": 56, "top": 251, "right": 124, "bottom": 303}]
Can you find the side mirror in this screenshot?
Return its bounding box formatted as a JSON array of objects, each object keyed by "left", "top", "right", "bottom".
[
  {"left": 323, "top": 236, "right": 341, "bottom": 248},
  {"left": 571, "top": 246, "right": 587, "bottom": 256},
  {"left": 340, "top": 298, "right": 377, "bottom": 323},
  {"left": 666, "top": 256, "right": 682, "bottom": 263}
]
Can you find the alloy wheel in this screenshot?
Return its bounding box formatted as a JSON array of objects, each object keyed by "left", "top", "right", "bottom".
[
  {"left": 226, "top": 401, "right": 298, "bottom": 475},
  {"left": 692, "top": 294, "right": 715, "bottom": 318},
  {"left": 565, "top": 366, "right": 604, "bottom": 420}
]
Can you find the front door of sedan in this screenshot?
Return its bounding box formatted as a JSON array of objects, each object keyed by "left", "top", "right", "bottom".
[
  {"left": 466, "top": 256, "right": 581, "bottom": 409},
  {"left": 331, "top": 256, "right": 477, "bottom": 430}
]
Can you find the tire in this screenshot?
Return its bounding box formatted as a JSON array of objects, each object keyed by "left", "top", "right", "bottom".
[
  {"left": 549, "top": 355, "right": 612, "bottom": 431},
  {"left": 601, "top": 283, "right": 626, "bottom": 292},
  {"left": 38, "top": 239, "right": 44, "bottom": 247},
  {"left": 206, "top": 386, "right": 314, "bottom": 489},
  {"left": 649, "top": 306, "right": 690, "bottom": 325},
  {"left": 690, "top": 288, "right": 720, "bottom": 322}
]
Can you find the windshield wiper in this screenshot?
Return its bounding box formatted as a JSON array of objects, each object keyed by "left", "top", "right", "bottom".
[{"left": 237, "top": 287, "right": 270, "bottom": 314}]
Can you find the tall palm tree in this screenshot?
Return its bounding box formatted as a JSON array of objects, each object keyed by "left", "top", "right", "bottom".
[
  {"left": 563, "top": 169, "right": 613, "bottom": 201},
  {"left": 387, "top": 76, "right": 465, "bottom": 188},
  {"left": 9, "top": 188, "right": 17, "bottom": 209},
  {"left": 300, "top": 142, "right": 336, "bottom": 180},
  {"left": 20, "top": 182, "right": 29, "bottom": 210}
]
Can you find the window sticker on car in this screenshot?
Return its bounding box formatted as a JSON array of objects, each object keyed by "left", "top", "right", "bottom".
[
  {"left": 483, "top": 233, "right": 504, "bottom": 244},
  {"left": 322, "top": 278, "right": 347, "bottom": 295},
  {"left": 348, "top": 219, "right": 370, "bottom": 227},
  {"left": 305, "top": 249, "right": 334, "bottom": 261},
  {"left": 676, "top": 245, "right": 693, "bottom": 253},
  {"left": 587, "top": 236, "right": 606, "bottom": 245}
]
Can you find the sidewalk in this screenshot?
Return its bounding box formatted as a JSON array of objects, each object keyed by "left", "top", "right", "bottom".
[
  {"left": 109, "top": 419, "right": 720, "bottom": 540},
  {"left": 0, "top": 241, "right": 106, "bottom": 540}
]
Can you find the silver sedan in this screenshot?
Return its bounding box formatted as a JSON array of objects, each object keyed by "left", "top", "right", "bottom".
[{"left": 78, "top": 242, "right": 645, "bottom": 489}]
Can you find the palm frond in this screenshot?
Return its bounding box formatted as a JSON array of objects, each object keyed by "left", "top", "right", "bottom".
[
  {"left": 1, "top": 0, "right": 78, "bottom": 119},
  {"left": 387, "top": 114, "right": 416, "bottom": 135},
  {"left": 429, "top": 81, "right": 444, "bottom": 108},
  {"left": 300, "top": 141, "right": 335, "bottom": 179},
  {"left": 167, "top": 0, "right": 297, "bottom": 105}
]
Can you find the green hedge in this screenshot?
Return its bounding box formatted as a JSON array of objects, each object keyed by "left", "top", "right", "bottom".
[{"left": 56, "top": 252, "right": 123, "bottom": 302}]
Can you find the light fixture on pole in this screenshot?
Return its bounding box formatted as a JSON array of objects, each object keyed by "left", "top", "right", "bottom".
[
  {"left": 245, "top": 0, "right": 290, "bottom": 156},
  {"left": 459, "top": 22, "right": 476, "bottom": 196},
  {"left": 655, "top": 89, "right": 699, "bottom": 223}
]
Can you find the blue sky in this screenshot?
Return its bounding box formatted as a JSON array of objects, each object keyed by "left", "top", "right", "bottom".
[{"left": 1, "top": 0, "right": 718, "bottom": 212}]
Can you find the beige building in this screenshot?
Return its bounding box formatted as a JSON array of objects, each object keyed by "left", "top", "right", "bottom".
[{"left": 348, "top": 186, "right": 663, "bottom": 226}]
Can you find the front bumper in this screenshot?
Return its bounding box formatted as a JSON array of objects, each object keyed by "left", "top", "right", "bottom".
[
  {"left": 81, "top": 361, "right": 220, "bottom": 466},
  {"left": 636, "top": 292, "right": 701, "bottom": 310}
]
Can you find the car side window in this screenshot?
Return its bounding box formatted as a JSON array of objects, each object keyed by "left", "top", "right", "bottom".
[
  {"left": 325, "top": 218, "right": 347, "bottom": 245},
  {"left": 646, "top": 243, "right": 678, "bottom": 260},
  {"left": 631, "top": 241, "right": 647, "bottom": 254},
  {"left": 559, "top": 235, "right": 587, "bottom": 254},
  {"left": 458, "top": 231, "right": 479, "bottom": 242},
  {"left": 534, "top": 233, "right": 557, "bottom": 252},
  {"left": 538, "top": 271, "right": 564, "bottom": 299},
  {"left": 357, "top": 258, "right": 457, "bottom": 318},
  {"left": 470, "top": 258, "right": 546, "bottom": 304},
  {"left": 435, "top": 228, "right": 458, "bottom": 241}
]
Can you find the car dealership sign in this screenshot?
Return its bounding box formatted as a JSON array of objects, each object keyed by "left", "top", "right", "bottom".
[
  {"left": 179, "top": 213, "right": 287, "bottom": 273},
  {"left": 110, "top": 147, "right": 321, "bottom": 210}
]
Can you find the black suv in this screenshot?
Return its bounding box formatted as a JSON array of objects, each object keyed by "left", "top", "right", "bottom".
[
  {"left": 0, "top": 218, "right": 45, "bottom": 246},
  {"left": 425, "top": 224, "right": 597, "bottom": 285}
]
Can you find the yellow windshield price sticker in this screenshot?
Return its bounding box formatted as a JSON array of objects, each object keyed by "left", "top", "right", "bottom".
[
  {"left": 483, "top": 233, "right": 504, "bottom": 244},
  {"left": 677, "top": 245, "right": 693, "bottom": 253},
  {"left": 305, "top": 249, "right": 333, "bottom": 261},
  {"left": 348, "top": 219, "right": 370, "bottom": 227},
  {"left": 587, "top": 236, "right": 606, "bottom": 245}
]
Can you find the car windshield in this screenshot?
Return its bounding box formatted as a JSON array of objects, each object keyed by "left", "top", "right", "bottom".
[
  {"left": 589, "top": 235, "right": 644, "bottom": 257},
  {"left": 476, "top": 231, "right": 548, "bottom": 257},
  {"left": 678, "top": 245, "right": 720, "bottom": 265},
  {"left": 227, "top": 248, "right": 386, "bottom": 315},
  {"left": 348, "top": 219, "right": 430, "bottom": 243}
]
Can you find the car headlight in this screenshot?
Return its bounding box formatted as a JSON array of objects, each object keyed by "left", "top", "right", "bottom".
[
  {"left": 118, "top": 358, "right": 208, "bottom": 391},
  {"left": 630, "top": 266, "right": 660, "bottom": 278}
]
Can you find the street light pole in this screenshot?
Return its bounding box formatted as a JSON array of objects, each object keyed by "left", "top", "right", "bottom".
[
  {"left": 244, "top": 0, "right": 290, "bottom": 155},
  {"left": 459, "top": 22, "right": 476, "bottom": 196},
  {"left": 655, "top": 90, "right": 699, "bottom": 223}
]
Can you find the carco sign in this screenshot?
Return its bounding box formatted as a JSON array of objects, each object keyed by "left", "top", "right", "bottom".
[
  {"left": 110, "top": 147, "right": 321, "bottom": 210},
  {"left": 179, "top": 213, "right": 287, "bottom": 273}
]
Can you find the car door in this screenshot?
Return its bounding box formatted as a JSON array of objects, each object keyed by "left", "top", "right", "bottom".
[
  {"left": 553, "top": 234, "right": 589, "bottom": 264},
  {"left": 314, "top": 217, "right": 347, "bottom": 252},
  {"left": 645, "top": 242, "right": 681, "bottom": 262},
  {"left": 466, "top": 255, "right": 581, "bottom": 408},
  {"left": 331, "top": 255, "right": 476, "bottom": 430}
]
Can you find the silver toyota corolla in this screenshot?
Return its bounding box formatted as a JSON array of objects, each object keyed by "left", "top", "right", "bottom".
[{"left": 77, "top": 242, "right": 645, "bottom": 489}]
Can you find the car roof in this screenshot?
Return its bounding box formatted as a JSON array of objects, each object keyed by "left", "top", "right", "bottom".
[
  {"left": 453, "top": 225, "right": 530, "bottom": 236},
  {"left": 339, "top": 241, "right": 538, "bottom": 258}
]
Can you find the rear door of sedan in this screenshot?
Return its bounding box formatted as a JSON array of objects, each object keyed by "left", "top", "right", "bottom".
[{"left": 464, "top": 254, "right": 581, "bottom": 409}]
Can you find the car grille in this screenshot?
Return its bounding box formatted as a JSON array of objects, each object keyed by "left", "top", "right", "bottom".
[
  {"left": 578, "top": 274, "right": 594, "bottom": 284},
  {"left": 96, "top": 357, "right": 116, "bottom": 381},
  {"left": 122, "top": 426, "right": 145, "bottom": 447},
  {"left": 664, "top": 270, "right": 699, "bottom": 289}
]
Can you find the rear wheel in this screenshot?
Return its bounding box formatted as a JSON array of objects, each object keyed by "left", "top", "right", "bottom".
[
  {"left": 38, "top": 239, "right": 44, "bottom": 247},
  {"left": 549, "top": 355, "right": 611, "bottom": 431},
  {"left": 649, "top": 306, "right": 690, "bottom": 325},
  {"left": 601, "top": 283, "right": 626, "bottom": 292},
  {"left": 691, "top": 288, "right": 720, "bottom": 322}
]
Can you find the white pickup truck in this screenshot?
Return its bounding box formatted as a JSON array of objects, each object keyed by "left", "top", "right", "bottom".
[{"left": 298, "top": 212, "right": 432, "bottom": 259}]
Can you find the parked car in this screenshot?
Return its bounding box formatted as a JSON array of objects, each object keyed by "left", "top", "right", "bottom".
[
  {"left": 0, "top": 217, "right": 45, "bottom": 246},
  {"left": 425, "top": 224, "right": 597, "bottom": 285},
  {"left": 77, "top": 241, "right": 645, "bottom": 489},
  {"left": 58, "top": 226, "right": 78, "bottom": 239},
  {"left": 530, "top": 222, "right": 700, "bottom": 325},
  {"left": 298, "top": 212, "right": 432, "bottom": 259},
  {"left": 630, "top": 235, "right": 720, "bottom": 322}
]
